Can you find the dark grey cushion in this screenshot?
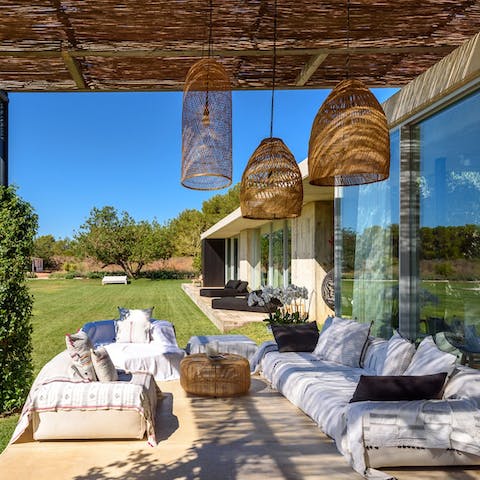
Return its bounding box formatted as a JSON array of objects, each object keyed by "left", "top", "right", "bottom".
[
  {"left": 350, "top": 372, "right": 448, "bottom": 403},
  {"left": 225, "top": 279, "right": 241, "bottom": 289},
  {"left": 272, "top": 322, "right": 320, "bottom": 353},
  {"left": 236, "top": 281, "right": 249, "bottom": 293}
]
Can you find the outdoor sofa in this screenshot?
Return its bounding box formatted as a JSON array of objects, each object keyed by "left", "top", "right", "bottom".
[
  {"left": 81, "top": 315, "right": 185, "bottom": 381},
  {"left": 251, "top": 316, "right": 480, "bottom": 480},
  {"left": 200, "top": 279, "right": 249, "bottom": 298}
]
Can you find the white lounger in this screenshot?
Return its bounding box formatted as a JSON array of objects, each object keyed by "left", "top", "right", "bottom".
[{"left": 102, "top": 275, "right": 128, "bottom": 285}]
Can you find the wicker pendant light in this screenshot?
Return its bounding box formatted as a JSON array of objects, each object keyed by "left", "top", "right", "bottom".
[
  {"left": 240, "top": 0, "right": 303, "bottom": 219},
  {"left": 308, "top": 1, "right": 390, "bottom": 187},
  {"left": 181, "top": 1, "right": 232, "bottom": 190}
]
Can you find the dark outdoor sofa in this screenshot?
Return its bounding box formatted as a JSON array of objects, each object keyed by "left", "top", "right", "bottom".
[{"left": 200, "top": 280, "right": 249, "bottom": 298}]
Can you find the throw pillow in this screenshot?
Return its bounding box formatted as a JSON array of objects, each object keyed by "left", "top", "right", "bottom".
[
  {"left": 403, "top": 335, "right": 457, "bottom": 376},
  {"left": 350, "top": 372, "right": 448, "bottom": 402},
  {"left": 315, "top": 317, "right": 371, "bottom": 368},
  {"left": 236, "top": 281, "right": 249, "bottom": 293},
  {"left": 225, "top": 279, "right": 241, "bottom": 289},
  {"left": 116, "top": 307, "right": 153, "bottom": 343},
  {"left": 150, "top": 320, "right": 178, "bottom": 347},
  {"left": 380, "top": 331, "right": 416, "bottom": 375},
  {"left": 91, "top": 347, "right": 118, "bottom": 382},
  {"left": 65, "top": 330, "right": 97, "bottom": 381},
  {"left": 118, "top": 306, "right": 154, "bottom": 322},
  {"left": 272, "top": 322, "right": 319, "bottom": 353},
  {"left": 312, "top": 315, "right": 335, "bottom": 356}
]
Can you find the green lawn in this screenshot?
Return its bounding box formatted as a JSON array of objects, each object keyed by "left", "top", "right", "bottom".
[{"left": 0, "top": 278, "right": 273, "bottom": 453}]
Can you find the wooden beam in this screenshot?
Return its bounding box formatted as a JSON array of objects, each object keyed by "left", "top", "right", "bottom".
[
  {"left": 61, "top": 51, "right": 86, "bottom": 89},
  {"left": 0, "top": 45, "right": 454, "bottom": 59},
  {"left": 296, "top": 53, "right": 329, "bottom": 86}
]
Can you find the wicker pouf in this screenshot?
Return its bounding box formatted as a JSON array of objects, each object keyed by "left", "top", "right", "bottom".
[{"left": 180, "top": 353, "right": 250, "bottom": 397}]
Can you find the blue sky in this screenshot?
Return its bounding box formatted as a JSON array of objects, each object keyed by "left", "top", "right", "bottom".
[{"left": 9, "top": 88, "right": 397, "bottom": 238}]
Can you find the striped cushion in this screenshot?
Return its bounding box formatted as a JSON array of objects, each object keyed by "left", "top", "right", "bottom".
[
  {"left": 66, "top": 330, "right": 97, "bottom": 381},
  {"left": 316, "top": 317, "right": 371, "bottom": 368},
  {"left": 116, "top": 308, "right": 152, "bottom": 343},
  {"left": 381, "top": 331, "right": 416, "bottom": 375},
  {"left": 91, "top": 346, "right": 118, "bottom": 382}
]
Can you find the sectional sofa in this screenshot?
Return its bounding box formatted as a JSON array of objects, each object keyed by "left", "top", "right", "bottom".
[{"left": 252, "top": 316, "right": 480, "bottom": 480}]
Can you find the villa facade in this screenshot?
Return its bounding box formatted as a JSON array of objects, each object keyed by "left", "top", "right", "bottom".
[{"left": 201, "top": 33, "right": 480, "bottom": 339}]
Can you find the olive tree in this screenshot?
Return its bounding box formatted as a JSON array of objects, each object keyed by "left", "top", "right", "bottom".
[{"left": 0, "top": 186, "right": 38, "bottom": 413}]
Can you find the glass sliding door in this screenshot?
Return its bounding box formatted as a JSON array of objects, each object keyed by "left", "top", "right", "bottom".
[
  {"left": 338, "top": 130, "right": 400, "bottom": 338},
  {"left": 415, "top": 90, "right": 480, "bottom": 336}
]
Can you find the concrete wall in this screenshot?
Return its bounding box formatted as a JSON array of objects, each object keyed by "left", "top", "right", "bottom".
[{"left": 291, "top": 200, "right": 334, "bottom": 322}]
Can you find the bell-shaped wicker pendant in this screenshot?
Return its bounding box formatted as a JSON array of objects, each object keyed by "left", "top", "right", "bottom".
[
  {"left": 181, "top": 58, "right": 232, "bottom": 190},
  {"left": 308, "top": 78, "right": 390, "bottom": 186},
  {"left": 240, "top": 137, "right": 303, "bottom": 219}
]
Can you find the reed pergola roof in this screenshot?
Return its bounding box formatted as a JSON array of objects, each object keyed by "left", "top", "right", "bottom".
[{"left": 1, "top": 0, "right": 480, "bottom": 92}]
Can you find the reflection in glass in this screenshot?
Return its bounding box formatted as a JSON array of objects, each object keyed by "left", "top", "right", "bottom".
[
  {"left": 261, "top": 233, "right": 269, "bottom": 286},
  {"left": 272, "top": 229, "right": 284, "bottom": 287},
  {"left": 339, "top": 130, "right": 400, "bottom": 338},
  {"left": 417, "top": 90, "right": 480, "bottom": 337}
]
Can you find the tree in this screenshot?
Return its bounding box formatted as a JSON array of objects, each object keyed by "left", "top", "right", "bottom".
[
  {"left": 75, "top": 206, "right": 173, "bottom": 278},
  {"left": 33, "top": 234, "right": 56, "bottom": 269},
  {"left": 202, "top": 183, "right": 240, "bottom": 227},
  {"left": 0, "top": 186, "right": 38, "bottom": 413}
]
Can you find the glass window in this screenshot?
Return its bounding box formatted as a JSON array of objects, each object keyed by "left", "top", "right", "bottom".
[
  {"left": 260, "top": 233, "right": 269, "bottom": 286},
  {"left": 272, "top": 228, "right": 284, "bottom": 287},
  {"left": 416, "top": 90, "right": 480, "bottom": 336},
  {"left": 339, "top": 130, "right": 400, "bottom": 338}
]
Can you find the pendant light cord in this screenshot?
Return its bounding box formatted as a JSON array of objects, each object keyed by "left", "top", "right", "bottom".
[
  {"left": 269, "top": 0, "right": 278, "bottom": 138},
  {"left": 345, "top": 0, "right": 350, "bottom": 79}
]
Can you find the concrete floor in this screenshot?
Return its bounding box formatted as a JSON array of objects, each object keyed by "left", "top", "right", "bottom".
[
  {"left": 182, "top": 283, "right": 266, "bottom": 332},
  {"left": 1, "top": 378, "right": 479, "bottom": 480}
]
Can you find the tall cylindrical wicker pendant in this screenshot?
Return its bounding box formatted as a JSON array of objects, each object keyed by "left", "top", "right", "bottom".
[
  {"left": 240, "top": 137, "right": 303, "bottom": 219},
  {"left": 308, "top": 79, "right": 390, "bottom": 186},
  {"left": 181, "top": 58, "right": 232, "bottom": 190}
]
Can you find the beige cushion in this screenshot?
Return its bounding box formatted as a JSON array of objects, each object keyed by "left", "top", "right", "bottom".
[
  {"left": 91, "top": 347, "right": 118, "bottom": 382},
  {"left": 116, "top": 307, "right": 153, "bottom": 343},
  {"left": 65, "top": 330, "right": 97, "bottom": 381}
]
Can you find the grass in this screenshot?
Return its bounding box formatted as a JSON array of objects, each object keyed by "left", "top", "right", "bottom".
[{"left": 0, "top": 278, "right": 275, "bottom": 452}]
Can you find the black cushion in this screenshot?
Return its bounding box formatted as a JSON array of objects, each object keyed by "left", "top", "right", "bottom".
[
  {"left": 271, "top": 322, "right": 319, "bottom": 353},
  {"left": 236, "top": 281, "right": 249, "bottom": 293},
  {"left": 225, "top": 279, "right": 241, "bottom": 289},
  {"left": 350, "top": 372, "right": 448, "bottom": 403}
]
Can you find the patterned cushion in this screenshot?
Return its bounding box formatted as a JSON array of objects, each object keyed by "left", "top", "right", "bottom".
[
  {"left": 362, "top": 337, "right": 388, "bottom": 373},
  {"left": 380, "top": 331, "right": 416, "bottom": 375},
  {"left": 403, "top": 335, "right": 457, "bottom": 376},
  {"left": 314, "top": 317, "right": 371, "bottom": 368},
  {"left": 91, "top": 346, "right": 118, "bottom": 382},
  {"left": 65, "top": 330, "right": 97, "bottom": 381},
  {"left": 116, "top": 307, "right": 153, "bottom": 343}
]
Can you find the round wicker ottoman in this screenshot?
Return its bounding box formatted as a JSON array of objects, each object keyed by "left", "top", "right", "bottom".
[{"left": 180, "top": 353, "right": 251, "bottom": 397}]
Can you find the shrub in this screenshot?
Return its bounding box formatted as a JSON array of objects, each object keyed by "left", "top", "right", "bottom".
[{"left": 0, "top": 186, "right": 38, "bottom": 413}]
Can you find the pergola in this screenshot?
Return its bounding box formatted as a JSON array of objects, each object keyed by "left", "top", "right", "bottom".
[
  {"left": 1, "top": 1, "right": 480, "bottom": 184},
  {"left": 1, "top": 0, "right": 480, "bottom": 92}
]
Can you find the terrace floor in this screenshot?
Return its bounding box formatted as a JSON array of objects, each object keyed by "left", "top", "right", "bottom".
[
  {"left": 1, "top": 378, "right": 479, "bottom": 480},
  {"left": 182, "top": 283, "right": 266, "bottom": 332}
]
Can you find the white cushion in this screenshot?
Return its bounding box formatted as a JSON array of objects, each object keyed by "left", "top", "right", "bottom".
[
  {"left": 150, "top": 320, "right": 178, "bottom": 347},
  {"left": 91, "top": 347, "right": 118, "bottom": 382},
  {"left": 362, "top": 337, "right": 388, "bottom": 373},
  {"left": 116, "top": 308, "right": 152, "bottom": 343},
  {"left": 403, "top": 335, "right": 457, "bottom": 376},
  {"left": 380, "top": 331, "right": 416, "bottom": 375},
  {"left": 314, "top": 317, "right": 371, "bottom": 368},
  {"left": 312, "top": 315, "right": 339, "bottom": 356},
  {"left": 65, "top": 330, "right": 97, "bottom": 381},
  {"left": 444, "top": 365, "right": 480, "bottom": 407}
]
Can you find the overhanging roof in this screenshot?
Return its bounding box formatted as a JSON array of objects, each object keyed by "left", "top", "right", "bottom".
[
  {"left": 1, "top": 1, "right": 480, "bottom": 91},
  {"left": 201, "top": 158, "right": 333, "bottom": 239}
]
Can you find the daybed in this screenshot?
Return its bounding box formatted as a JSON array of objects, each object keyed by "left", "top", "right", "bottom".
[
  {"left": 82, "top": 317, "right": 185, "bottom": 381},
  {"left": 212, "top": 295, "right": 280, "bottom": 313},
  {"left": 10, "top": 350, "right": 158, "bottom": 445},
  {"left": 252, "top": 316, "right": 480, "bottom": 480},
  {"left": 200, "top": 279, "right": 249, "bottom": 297}
]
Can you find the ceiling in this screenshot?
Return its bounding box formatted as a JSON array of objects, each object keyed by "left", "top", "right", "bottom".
[{"left": 1, "top": 0, "right": 480, "bottom": 92}]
